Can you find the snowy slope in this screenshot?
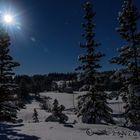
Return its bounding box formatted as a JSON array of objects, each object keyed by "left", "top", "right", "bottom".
[
  {"left": 17, "top": 100, "right": 49, "bottom": 123},
  {"left": 0, "top": 91, "right": 140, "bottom": 140},
  {"left": 6, "top": 122, "right": 139, "bottom": 140},
  {"left": 41, "top": 92, "right": 75, "bottom": 109}
]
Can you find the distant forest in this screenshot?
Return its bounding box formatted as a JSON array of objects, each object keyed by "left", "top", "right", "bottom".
[{"left": 15, "top": 71, "right": 122, "bottom": 100}]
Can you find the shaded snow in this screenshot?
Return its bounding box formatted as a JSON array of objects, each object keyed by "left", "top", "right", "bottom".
[{"left": 1, "top": 122, "right": 140, "bottom": 140}]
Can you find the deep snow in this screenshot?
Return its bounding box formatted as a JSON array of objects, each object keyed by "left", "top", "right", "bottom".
[{"left": 0, "top": 91, "right": 140, "bottom": 140}]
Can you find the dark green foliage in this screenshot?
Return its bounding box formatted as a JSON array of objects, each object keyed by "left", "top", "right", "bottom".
[
  {"left": 76, "top": 2, "right": 113, "bottom": 124},
  {"left": 75, "top": 1, "right": 104, "bottom": 84},
  {"left": 52, "top": 99, "right": 68, "bottom": 123},
  {"left": 19, "top": 77, "right": 30, "bottom": 100},
  {"left": 52, "top": 99, "right": 59, "bottom": 114},
  {"left": 47, "top": 73, "right": 77, "bottom": 81},
  {"left": 110, "top": 0, "right": 140, "bottom": 126},
  {"left": 15, "top": 73, "right": 78, "bottom": 97},
  {"left": 15, "top": 75, "right": 32, "bottom": 104},
  {"left": 103, "top": 71, "right": 122, "bottom": 91},
  {"left": 0, "top": 28, "right": 20, "bottom": 122},
  {"left": 32, "top": 108, "right": 39, "bottom": 123},
  {"left": 15, "top": 71, "right": 121, "bottom": 106},
  {"left": 46, "top": 99, "right": 68, "bottom": 123}
]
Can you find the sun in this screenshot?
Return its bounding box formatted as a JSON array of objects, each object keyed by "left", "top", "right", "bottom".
[
  {"left": 3, "top": 14, "right": 14, "bottom": 24},
  {"left": 0, "top": 9, "right": 21, "bottom": 31}
]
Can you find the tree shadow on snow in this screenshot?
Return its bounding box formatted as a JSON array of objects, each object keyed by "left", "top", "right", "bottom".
[
  {"left": 0, "top": 123, "right": 40, "bottom": 140},
  {"left": 112, "top": 113, "right": 124, "bottom": 118}
]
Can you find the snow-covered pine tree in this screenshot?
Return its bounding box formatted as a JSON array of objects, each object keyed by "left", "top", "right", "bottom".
[
  {"left": 0, "top": 28, "right": 20, "bottom": 122},
  {"left": 75, "top": 1, "right": 113, "bottom": 124},
  {"left": 110, "top": 0, "right": 140, "bottom": 126},
  {"left": 52, "top": 99, "right": 59, "bottom": 116},
  {"left": 58, "top": 105, "right": 67, "bottom": 123},
  {"left": 32, "top": 108, "right": 39, "bottom": 123},
  {"left": 46, "top": 99, "right": 68, "bottom": 123},
  {"left": 52, "top": 99, "right": 68, "bottom": 123}
]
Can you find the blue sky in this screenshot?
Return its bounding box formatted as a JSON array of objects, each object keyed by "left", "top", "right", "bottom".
[{"left": 0, "top": 0, "right": 140, "bottom": 75}]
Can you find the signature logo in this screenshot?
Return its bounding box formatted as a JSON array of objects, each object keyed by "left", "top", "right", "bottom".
[
  {"left": 86, "top": 128, "right": 140, "bottom": 137},
  {"left": 86, "top": 129, "right": 94, "bottom": 136}
]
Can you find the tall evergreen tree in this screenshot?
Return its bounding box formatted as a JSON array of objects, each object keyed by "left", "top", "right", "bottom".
[
  {"left": 0, "top": 28, "right": 20, "bottom": 121},
  {"left": 76, "top": 1, "right": 113, "bottom": 124},
  {"left": 110, "top": 0, "right": 140, "bottom": 126}
]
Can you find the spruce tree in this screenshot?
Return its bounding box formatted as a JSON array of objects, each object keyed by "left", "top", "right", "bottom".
[
  {"left": 110, "top": 0, "right": 140, "bottom": 126},
  {"left": 76, "top": 1, "right": 113, "bottom": 124},
  {"left": 0, "top": 28, "right": 20, "bottom": 121},
  {"left": 52, "top": 99, "right": 59, "bottom": 116},
  {"left": 46, "top": 99, "right": 68, "bottom": 123},
  {"left": 32, "top": 108, "right": 39, "bottom": 123}
]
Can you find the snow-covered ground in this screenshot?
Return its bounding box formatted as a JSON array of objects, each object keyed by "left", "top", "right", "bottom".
[{"left": 0, "top": 91, "right": 140, "bottom": 140}]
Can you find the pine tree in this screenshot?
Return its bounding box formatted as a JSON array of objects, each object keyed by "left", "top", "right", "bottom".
[
  {"left": 19, "top": 80, "right": 29, "bottom": 101},
  {"left": 0, "top": 28, "right": 20, "bottom": 121},
  {"left": 75, "top": 1, "right": 113, "bottom": 124},
  {"left": 32, "top": 108, "right": 39, "bottom": 123},
  {"left": 110, "top": 0, "right": 140, "bottom": 126},
  {"left": 46, "top": 99, "right": 68, "bottom": 123},
  {"left": 52, "top": 99, "right": 59, "bottom": 116}
]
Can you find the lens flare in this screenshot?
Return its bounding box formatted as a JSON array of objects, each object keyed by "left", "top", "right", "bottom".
[{"left": 3, "top": 14, "right": 13, "bottom": 24}]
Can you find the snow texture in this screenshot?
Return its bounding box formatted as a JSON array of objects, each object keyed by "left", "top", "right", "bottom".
[{"left": 0, "top": 91, "right": 139, "bottom": 140}]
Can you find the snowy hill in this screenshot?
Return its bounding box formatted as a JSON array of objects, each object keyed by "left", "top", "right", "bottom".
[{"left": 0, "top": 91, "right": 140, "bottom": 140}]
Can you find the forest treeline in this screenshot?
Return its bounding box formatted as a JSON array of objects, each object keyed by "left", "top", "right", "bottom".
[{"left": 15, "top": 71, "right": 122, "bottom": 99}]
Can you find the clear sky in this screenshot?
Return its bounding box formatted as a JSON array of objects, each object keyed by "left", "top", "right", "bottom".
[{"left": 0, "top": 0, "right": 140, "bottom": 75}]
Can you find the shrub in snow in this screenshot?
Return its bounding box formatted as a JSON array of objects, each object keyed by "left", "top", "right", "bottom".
[
  {"left": 75, "top": 2, "right": 113, "bottom": 124},
  {"left": 45, "top": 115, "right": 59, "bottom": 122},
  {"left": 40, "top": 96, "right": 52, "bottom": 112},
  {"left": 32, "top": 108, "right": 39, "bottom": 123},
  {"left": 110, "top": 0, "right": 140, "bottom": 126},
  {"left": 45, "top": 99, "right": 68, "bottom": 123},
  {"left": 63, "top": 124, "right": 74, "bottom": 128},
  {"left": 73, "top": 120, "right": 78, "bottom": 124}
]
